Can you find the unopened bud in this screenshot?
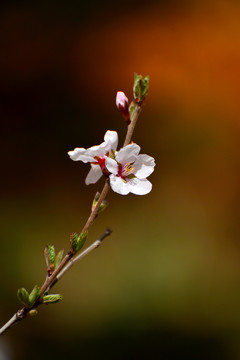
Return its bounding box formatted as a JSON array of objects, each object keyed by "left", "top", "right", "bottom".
[
  {"left": 116, "top": 91, "right": 130, "bottom": 123},
  {"left": 29, "top": 309, "right": 38, "bottom": 317}
]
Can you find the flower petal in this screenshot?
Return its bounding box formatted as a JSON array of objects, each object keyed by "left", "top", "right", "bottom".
[
  {"left": 127, "top": 177, "right": 152, "bottom": 195},
  {"left": 105, "top": 157, "right": 118, "bottom": 175},
  {"left": 116, "top": 143, "right": 141, "bottom": 164},
  {"left": 85, "top": 165, "right": 103, "bottom": 185},
  {"left": 104, "top": 130, "right": 118, "bottom": 151},
  {"left": 68, "top": 148, "right": 94, "bottom": 163},
  {"left": 134, "top": 155, "right": 156, "bottom": 179},
  {"left": 87, "top": 141, "right": 110, "bottom": 157},
  {"left": 109, "top": 174, "right": 130, "bottom": 195}
]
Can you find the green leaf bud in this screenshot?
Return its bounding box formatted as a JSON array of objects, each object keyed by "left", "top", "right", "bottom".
[
  {"left": 28, "top": 285, "right": 41, "bottom": 307},
  {"left": 47, "top": 245, "right": 56, "bottom": 265},
  {"left": 129, "top": 101, "right": 137, "bottom": 121},
  {"left": 76, "top": 231, "right": 88, "bottom": 252},
  {"left": 70, "top": 232, "right": 79, "bottom": 252},
  {"left": 92, "top": 192, "right": 109, "bottom": 214},
  {"left": 98, "top": 200, "right": 108, "bottom": 214},
  {"left": 92, "top": 192, "right": 101, "bottom": 211},
  {"left": 133, "top": 73, "right": 149, "bottom": 103},
  {"left": 54, "top": 249, "right": 64, "bottom": 269},
  {"left": 17, "top": 288, "right": 30, "bottom": 307},
  {"left": 42, "top": 294, "right": 63, "bottom": 304}
]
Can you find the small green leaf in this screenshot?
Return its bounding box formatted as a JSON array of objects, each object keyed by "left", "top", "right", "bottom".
[
  {"left": 47, "top": 245, "right": 55, "bottom": 265},
  {"left": 133, "top": 73, "right": 149, "bottom": 103},
  {"left": 17, "top": 288, "right": 30, "bottom": 307},
  {"left": 77, "top": 231, "right": 88, "bottom": 251},
  {"left": 70, "top": 231, "right": 88, "bottom": 253},
  {"left": 42, "top": 294, "right": 63, "bottom": 304},
  {"left": 141, "top": 75, "right": 149, "bottom": 100},
  {"left": 92, "top": 192, "right": 109, "bottom": 214},
  {"left": 28, "top": 285, "right": 41, "bottom": 307},
  {"left": 54, "top": 249, "right": 64, "bottom": 269},
  {"left": 70, "top": 232, "right": 79, "bottom": 252},
  {"left": 98, "top": 200, "right": 108, "bottom": 214},
  {"left": 92, "top": 192, "right": 101, "bottom": 211},
  {"left": 133, "top": 73, "right": 141, "bottom": 101},
  {"left": 129, "top": 101, "right": 137, "bottom": 121}
]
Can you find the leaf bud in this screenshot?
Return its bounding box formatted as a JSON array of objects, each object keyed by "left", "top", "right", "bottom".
[
  {"left": 70, "top": 232, "right": 79, "bottom": 251},
  {"left": 17, "top": 288, "right": 30, "bottom": 307},
  {"left": 98, "top": 200, "right": 108, "bottom": 214},
  {"left": 76, "top": 231, "right": 88, "bottom": 252},
  {"left": 129, "top": 101, "right": 137, "bottom": 121},
  {"left": 28, "top": 285, "right": 41, "bottom": 307},
  {"left": 70, "top": 231, "right": 88, "bottom": 253},
  {"left": 54, "top": 249, "right": 64, "bottom": 269},
  {"left": 42, "top": 294, "right": 63, "bottom": 304},
  {"left": 92, "top": 192, "right": 101, "bottom": 211},
  {"left": 133, "top": 73, "right": 149, "bottom": 104},
  {"left": 48, "top": 245, "right": 55, "bottom": 264}
]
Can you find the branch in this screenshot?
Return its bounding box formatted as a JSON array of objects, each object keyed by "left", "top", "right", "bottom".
[
  {"left": 0, "top": 229, "right": 112, "bottom": 336},
  {"left": 0, "top": 73, "right": 147, "bottom": 335}
]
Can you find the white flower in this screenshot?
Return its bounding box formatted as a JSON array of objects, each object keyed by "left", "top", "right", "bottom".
[
  {"left": 68, "top": 130, "right": 118, "bottom": 185},
  {"left": 105, "top": 143, "right": 155, "bottom": 195}
]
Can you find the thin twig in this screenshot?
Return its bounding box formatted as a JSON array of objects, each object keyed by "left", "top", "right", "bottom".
[
  {"left": 123, "top": 104, "right": 141, "bottom": 147},
  {"left": 50, "top": 228, "right": 112, "bottom": 287},
  {"left": 81, "top": 182, "right": 110, "bottom": 233}
]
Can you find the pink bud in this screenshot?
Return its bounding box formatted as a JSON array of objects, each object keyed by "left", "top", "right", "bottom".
[{"left": 116, "top": 91, "right": 130, "bottom": 122}]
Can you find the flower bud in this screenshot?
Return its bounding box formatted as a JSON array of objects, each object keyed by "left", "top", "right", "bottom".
[{"left": 116, "top": 91, "right": 130, "bottom": 123}]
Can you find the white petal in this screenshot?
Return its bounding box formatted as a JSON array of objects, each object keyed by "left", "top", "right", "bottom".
[
  {"left": 134, "top": 155, "right": 156, "bottom": 179},
  {"left": 68, "top": 148, "right": 94, "bottom": 163},
  {"left": 87, "top": 141, "right": 109, "bottom": 157},
  {"left": 109, "top": 174, "right": 130, "bottom": 195},
  {"left": 116, "top": 143, "right": 141, "bottom": 164},
  {"left": 127, "top": 177, "right": 152, "bottom": 195},
  {"left": 104, "top": 130, "right": 118, "bottom": 151},
  {"left": 105, "top": 157, "right": 118, "bottom": 175},
  {"left": 85, "top": 165, "right": 103, "bottom": 185}
]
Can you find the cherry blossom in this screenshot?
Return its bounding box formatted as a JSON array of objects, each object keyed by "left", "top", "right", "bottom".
[
  {"left": 68, "top": 131, "right": 118, "bottom": 185},
  {"left": 105, "top": 143, "right": 155, "bottom": 195}
]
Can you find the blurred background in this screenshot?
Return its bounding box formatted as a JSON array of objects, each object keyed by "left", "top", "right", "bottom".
[{"left": 1, "top": 0, "right": 240, "bottom": 358}]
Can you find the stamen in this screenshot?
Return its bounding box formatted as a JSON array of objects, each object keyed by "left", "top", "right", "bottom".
[{"left": 121, "top": 162, "right": 135, "bottom": 177}]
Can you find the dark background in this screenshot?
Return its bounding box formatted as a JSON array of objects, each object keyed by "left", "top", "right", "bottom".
[{"left": 1, "top": 0, "right": 240, "bottom": 359}]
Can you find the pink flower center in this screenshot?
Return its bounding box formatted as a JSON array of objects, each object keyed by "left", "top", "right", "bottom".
[{"left": 118, "top": 162, "right": 135, "bottom": 179}]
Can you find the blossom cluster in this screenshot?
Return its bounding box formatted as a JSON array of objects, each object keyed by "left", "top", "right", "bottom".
[
  {"left": 68, "top": 129, "right": 155, "bottom": 195},
  {"left": 68, "top": 86, "right": 155, "bottom": 196}
]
